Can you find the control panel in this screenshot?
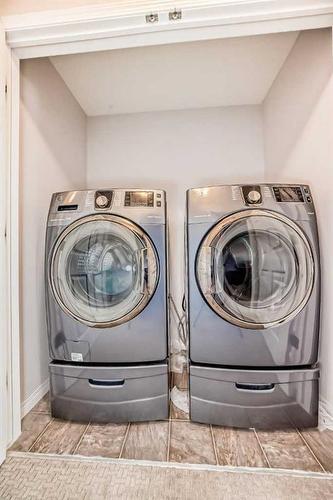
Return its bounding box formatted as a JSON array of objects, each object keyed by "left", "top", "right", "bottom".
[
  {"left": 48, "top": 189, "right": 166, "bottom": 228},
  {"left": 95, "top": 190, "right": 113, "bottom": 209},
  {"left": 239, "top": 184, "right": 312, "bottom": 206},
  {"left": 272, "top": 186, "right": 312, "bottom": 203},
  {"left": 124, "top": 191, "right": 159, "bottom": 207}
]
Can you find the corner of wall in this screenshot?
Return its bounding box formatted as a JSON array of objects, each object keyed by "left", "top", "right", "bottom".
[
  {"left": 21, "top": 379, "right": 49, "bottom": 418},
  {"left": 261, "top": 28, "right": 333, "bottom": 430},
  {"left": 319, "top": 398, "right": 333, "bottom": 430},
  {"left": 262, "top": 28, "right": 333, "bottom": 181},
  {"left": 20, "top": 56, "right": 87, "bottom": 407}
]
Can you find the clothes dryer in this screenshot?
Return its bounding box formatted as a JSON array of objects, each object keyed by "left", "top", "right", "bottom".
[{"left": 186, "top": 184, "right": 320, "bottom": 428}]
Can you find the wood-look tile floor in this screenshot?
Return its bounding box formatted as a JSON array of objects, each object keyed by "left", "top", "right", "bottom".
[{"left": 10, "top": 373, "right": 333, "bottom": 474}]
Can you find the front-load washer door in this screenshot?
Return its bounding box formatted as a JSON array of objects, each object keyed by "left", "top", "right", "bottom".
[
  {"left": 49, "top": 214, "right": 159, "bottom": 328},
  {"left": 196, "top": 209, "right": 314, "bottom": 330}
]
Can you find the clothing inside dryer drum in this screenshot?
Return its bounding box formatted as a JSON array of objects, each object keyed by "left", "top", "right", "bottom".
[
  {"left": 209, "top": 216, "right": 314, "bottom": 325},
  {"left": 51, "top": 219, "right": 158, "bottom": 325},
  {"left": 68, "top": 233, "right": 138, "bottom": 307}
]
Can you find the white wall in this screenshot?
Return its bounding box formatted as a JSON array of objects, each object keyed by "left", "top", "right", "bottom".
[
  {"left": 264, "top": 29, "right": 333, "bottom": 423},
  {"left": 19, "top": 26, "right": 333, "bottom": 423},
  {"left": 20, "top": 58, "right": 86, "bottom": 410},
  {"left": 87, "top": 106, "right": 265, "bottom": 360},
  {"left": 49, "top": 32, "right": 298, "bottom": 116}
]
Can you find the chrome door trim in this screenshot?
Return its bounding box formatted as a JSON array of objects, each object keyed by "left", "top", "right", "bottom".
[
  {"left": 49, "top": 213, "right": 159, "bottom": 328},
  {"left": 196, "top": 209, "right": 315, "bottom": 330}
]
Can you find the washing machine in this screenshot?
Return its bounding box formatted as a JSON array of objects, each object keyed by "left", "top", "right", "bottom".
[
  {"left": 186, "top": 184, "right": 320, "bottom": 428},
  {"left": 45, "top": 188, "right": 168, "bottom": 422}
]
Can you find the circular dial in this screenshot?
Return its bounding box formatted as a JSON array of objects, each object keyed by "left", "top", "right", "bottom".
[
  {"left": 96, "top": 195, "right": 109, "bottom": 208},
  {"left": 247, "top": 190, "right": 261, "bottom": 204}
]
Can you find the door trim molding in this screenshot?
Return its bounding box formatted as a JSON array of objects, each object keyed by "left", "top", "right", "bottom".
[
  {"left": 0, "top": 27, "right": 21, "bottom": 460},
  {"left": 2, "top": 0, "right": 333, "bottom": 454},
  {"left": 2, "top": 1, "right": 333, "bottom": 59},
  {"left": 0, "top": 20, "right": 9, "bottom": 464},
  {"left": 8, "top": 51, "right": 21, "bottom": 447}
]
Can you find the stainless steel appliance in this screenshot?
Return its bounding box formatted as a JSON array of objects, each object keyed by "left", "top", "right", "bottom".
[
  {"left": 186, "top": 184, "right": 320, "bottom": 428},
  {"left": 45, "top": 188, "right": 168, "bottom": 422}
]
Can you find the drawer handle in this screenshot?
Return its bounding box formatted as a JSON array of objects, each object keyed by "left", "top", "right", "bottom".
[
  {"left": 88, "top": 378, "right": 125, "bottom": 387},
  {"left": 235, "top": 383, "right": 275, "bottom": 392}
]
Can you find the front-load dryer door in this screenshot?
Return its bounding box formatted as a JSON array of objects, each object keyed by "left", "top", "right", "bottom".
[
  {"left": 196, "top": 209, "right": 314, "bottom": 330},
  {"left": 49, "top": 214, "right": 159, "bottom": 328}
]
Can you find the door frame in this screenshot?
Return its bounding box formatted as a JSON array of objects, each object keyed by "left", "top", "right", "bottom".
[
  {"left": 0, "top": 19, "right": 20, "bottom": 463},
  {"left": 0, "top": 19, "right": 9, "bottom": 464},
  {"left": 4, "top": 0, "right": 333, "bottom": 58},
  {"left": 2, "top": 0, "right": 333, "bottom": 452}
]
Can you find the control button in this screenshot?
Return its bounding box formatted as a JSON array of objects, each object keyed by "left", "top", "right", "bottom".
[
  {"left": 157, "top": 201, "right": 161, "bottom": 207},
  {"left": 157, "top": 193, "right": 161, "bottom": 198},
  {"left": 96, "top": 195, "right": 109, "bottom": 208},
  {"left": 247, "top": 190, "right": 261, "bottom": 204},
  {"left": 306, "top": 196, "right": 312, "bottom": 203}
]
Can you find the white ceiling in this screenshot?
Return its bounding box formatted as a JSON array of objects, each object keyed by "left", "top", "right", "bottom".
[{"left": 50, "top": 31, "right": 299, "bottom": 116}]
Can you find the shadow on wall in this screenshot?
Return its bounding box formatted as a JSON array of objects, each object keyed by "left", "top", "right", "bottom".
[
  {"left": 264, "top": 29, "right": 333, "bottom": 171},
  {"left": 263, "top": 28, "right": 333, "bottom": 420},
  {"left": 20, "top": 57, "right": 87, "bottom": 187}
]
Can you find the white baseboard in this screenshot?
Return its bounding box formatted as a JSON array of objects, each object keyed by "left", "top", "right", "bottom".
[
  {"left": 319, "top": 398, "right": 333, "bottom": 430},
  {"left": 21, "top": 379, "right": 49, "bottom": 418}
]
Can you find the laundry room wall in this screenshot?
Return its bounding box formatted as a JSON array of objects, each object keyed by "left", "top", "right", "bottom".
[
  {"left": 20, "top": 57, "right": 86, "bottom": 413},
  {"left": 86, "top": 105, "right": 265, "bottom": 361},
  {"left": 18, "top": 26, "right": 332, "bottom": 421},
  {"left": 263, "top": 28, "right": 333, "bottom": 425}
]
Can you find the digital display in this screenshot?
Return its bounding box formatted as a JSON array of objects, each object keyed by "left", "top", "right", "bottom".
[
  {"left": 131, "top": 192, "right": 149, "bottom": 204},
  {"left": 124, "top": 191, "right": 154, "bottom": 207},
  {"left": 273, "top": 186, "right": 304, "bottom": 203}
]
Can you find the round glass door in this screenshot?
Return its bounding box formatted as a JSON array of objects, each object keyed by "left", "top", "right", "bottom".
[
  {"left": 50, "top": 214, "right": 159, "bottom": 327},
  {"left": 196, "top": 210, "right": 314, "bottom": 329}
]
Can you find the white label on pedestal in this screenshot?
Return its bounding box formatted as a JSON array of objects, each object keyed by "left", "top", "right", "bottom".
[{"left": 71, "top": 352, "right": 83, "bottom": 362}]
